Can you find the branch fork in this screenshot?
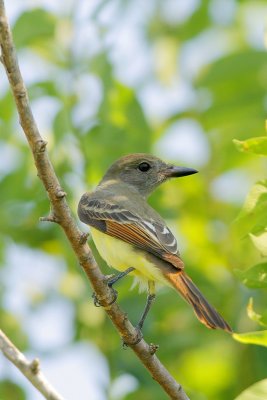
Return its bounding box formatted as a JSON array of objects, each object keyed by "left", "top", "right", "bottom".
[{"left": 0, "top": 329, "right": 64, "bottom": 400}]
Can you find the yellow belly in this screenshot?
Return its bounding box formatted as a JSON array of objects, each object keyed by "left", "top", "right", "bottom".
[{"left": 91, "top": 228, "right": 170, "bottom": 290}]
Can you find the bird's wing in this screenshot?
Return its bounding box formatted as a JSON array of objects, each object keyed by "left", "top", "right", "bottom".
[{"left": 78, "top": 197, "right": 184, "bottom": 270}]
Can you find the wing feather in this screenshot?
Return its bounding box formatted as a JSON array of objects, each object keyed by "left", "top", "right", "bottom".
[{"left": 78, "top": 197, "right": 184, "bottom": 270}]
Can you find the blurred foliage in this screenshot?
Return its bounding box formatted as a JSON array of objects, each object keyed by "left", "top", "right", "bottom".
[
  {"left": 235, "top": 263, "right": 267, "bottom": 289},
  {"left": 247, "top": 297, "right": 267, "bottom": 327},
  {"left": 1, "top": 0, "right": 267, "bottom": 399},
  {"left": 232, "top": 127, "right": 267, "bottom": 395},
  {"left": 235, "top": 379, "right": 267, "bottom": 400},
  {"left": 232, "top": 133, "right": 267, "bottom": 353},
  {"left": 0, "top": 380, "right": 26, "bottom": 400}
]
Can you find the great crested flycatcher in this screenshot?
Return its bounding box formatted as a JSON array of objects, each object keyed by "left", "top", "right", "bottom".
[{"left": 78, "top": 153, "right": 232, "bottom": 333}]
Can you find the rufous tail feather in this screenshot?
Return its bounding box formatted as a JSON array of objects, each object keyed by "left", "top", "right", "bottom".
[{"left": 165, "top": 270, "right": 232, "bottom": 332}]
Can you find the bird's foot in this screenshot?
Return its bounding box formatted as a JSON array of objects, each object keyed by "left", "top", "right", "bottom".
[
  {"left": 92, "top": 286, "right": 118, "bottom": 307},
  {"left": 93, "top": 268, "right": 135, "bottom": 307}
]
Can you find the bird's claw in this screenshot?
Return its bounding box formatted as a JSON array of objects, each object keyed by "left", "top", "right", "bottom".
[{"left": 92, "top": 287, "right": 118, "bottom": 307}]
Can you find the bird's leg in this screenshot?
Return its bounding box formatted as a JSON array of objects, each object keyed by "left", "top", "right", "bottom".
[
  {"left": 123, "top": 280, "right": 156, "bottom": 347},
  {"left": 106, "top": 267, "right": 135, "bottom": 287},
  {"left": 137, "top": 280, "right": 156, "bottom": 331},
  {"left": 93, "top": 267, "right": 135, "bottom": 307}
]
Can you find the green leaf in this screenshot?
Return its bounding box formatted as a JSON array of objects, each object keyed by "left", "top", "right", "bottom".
[
  {"left": 234, "top": 379, "right": 267, "bottom": 400},
  {"left": 13, "top": 9, "right": 56, "bottom": 49},
  {"left": 28, "top": 80, "right": 59, "bottom": 99},
  {"left": 233, "top": 330, "right": 267, "bottom": 347},
  {"left": 0, "top": 311, "right": 28, "bottom": 350},
  {"left": 234, "top": 137, "right": 267, "bottom": 156},
  {"left": 0, "top": 91, "right": 14, "bottom": 123},
  {"left": 196, "top": 51, "right": 267, "bottom": 91},
  {"left": 249, "top": 232, "right": 267, "bottom": 256},
  {"left": 247, "top": 298, "right": 267, "bottom": 328},
  {"left": 239, "top": 181, "right": 267, "bottom": 217},
  {"left": 234, "top": 181, "right": 267, "bottom": 237},
  {"left": 148, "top": 0, "right": 211, "bottom": 42},
  {"left": 234, "top": 263, "right": 267, "bottom": 288},
  {"left": 192, "top": 50, "right": 267, "bottom": 159},
  {"left": 0, "top": 380, "right": 26, "bottom": 400},
  {"left": 53, "top": 108, "right": 72, "bottom": 141}
]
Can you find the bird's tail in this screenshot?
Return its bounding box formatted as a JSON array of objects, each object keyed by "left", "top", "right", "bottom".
[{"left": 165, "top": 270, "right": 232, "bottom": 333}]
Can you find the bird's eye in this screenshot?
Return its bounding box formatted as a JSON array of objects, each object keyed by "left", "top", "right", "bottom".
[{"left": 138, "top": 162, "right": 151, "bottom": 172}]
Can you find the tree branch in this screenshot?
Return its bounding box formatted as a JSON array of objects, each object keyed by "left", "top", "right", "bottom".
[
  {"left": 0, "top": 2, "right": 189, "bottom": 399},
  {"left": 0, "top": 329, "right": 64, "bottom": 400}
]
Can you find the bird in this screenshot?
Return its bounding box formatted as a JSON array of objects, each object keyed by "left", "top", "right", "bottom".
[{"left": 78, "top": 153, "right": 232, "bottom": 334}]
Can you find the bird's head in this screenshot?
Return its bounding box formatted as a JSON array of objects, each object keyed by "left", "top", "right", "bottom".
[{"left": 100, "top": 153, "right": 198, "bottom": 197}]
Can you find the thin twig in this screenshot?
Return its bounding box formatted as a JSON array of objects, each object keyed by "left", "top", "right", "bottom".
[
  {"left": 0, "top": 329, "right": 64, "bottom": 400},
  {"left": 0, "top": 2, "right": 189, "bottom": 399}
]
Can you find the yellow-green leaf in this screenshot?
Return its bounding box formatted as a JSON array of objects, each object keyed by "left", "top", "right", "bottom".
[
  {"left": 234, "top": 379, "right": 267, "bottom": 400},
  {"left": 233, "top": 181, "right": 267, "bottom": 237},
  {"left": 249, "top": 232, "right": 267, "bottom": 256},
  {"left": 234, "top": 137, "right": 267, "bottom": 156},
  {"left": 233, "top": 330, "right": 267, "bottom": 347},
  {"left": 13, "top": 9, "right": 56, "bottom": 49},
  {"left": 247, "top": 298, "right": 267, "bottom": 328},
  {"left": 234, "top": 263, "right": 267, "bottom": 288}
]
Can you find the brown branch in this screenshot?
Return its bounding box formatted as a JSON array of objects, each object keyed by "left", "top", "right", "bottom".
[
  {"left": 0, "top": 329, "right": 64, "bottom": 400},
  {"left": 0, "top": 2, "right": 189, "bottom": 399}
]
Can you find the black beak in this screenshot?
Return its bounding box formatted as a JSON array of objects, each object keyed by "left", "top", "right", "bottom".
[{"left": 164, "top": 165, "right": 198, "bottom": 178}]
